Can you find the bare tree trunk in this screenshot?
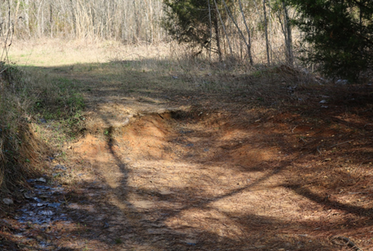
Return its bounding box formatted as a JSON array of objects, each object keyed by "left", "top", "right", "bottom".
[
  {"left": 149, "top": 0, "right": 154, "bottom": 43},
  {"left": 268, "top": 0, "right": 272, "bottom": 63},
  {"left": 1, "top": 0, "right": 12, "bottom": 61},
  {"left": 69, "top": 0, "right": 76, "bottom": 37},
  {"left": 36, "top": 0, "right": 44, "bottom": 37},
  {"left": 213, "top": 14, "right": 222, "bottom": 62},
  {"left": 24, "top": 0, "right": 30, "bottom": 37},
  {"left": 262, "top": 0, "right": 270, "bottom": 65},
  {"left": 213, "top": 0, "right": 233, "bottom": 58},
  {"left": 222, "top": 0, "right": 253, "bottom": 65},
  {"left": 49, "top": 3, "right": 53, "bottom": 37},
  {"left": 238, "top": 0, "right": 253, "bottom": 65},
  {"left": 41, "top": 2, "right": 44, "bottom": 37},
  {"left": 283, "top": 1, "right": 293, "bottom": 65},
  {"left": 207, "top": 0, "right": 212, "bottom": 61},
  {"left": 13, "top": 0, "right": 20, "bottom": 36}
]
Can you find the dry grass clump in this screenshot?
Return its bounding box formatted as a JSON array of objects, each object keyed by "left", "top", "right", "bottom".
[
  {"left": 0, "top": 65, "right": 43, "bottom": 192},
  {"left": 0, "top": 60, "right": 85, "bottom": 193}
]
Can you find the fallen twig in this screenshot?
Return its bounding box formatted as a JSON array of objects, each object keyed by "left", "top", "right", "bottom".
[
  {"left": 330, "top": 236, "right": 363, "bottom": 251},
  {"left": 328, "top": 140, "right": 353, "bottom": 149},
  {"left": 316, "top": 146, "right": 322, "bottom": 154}
]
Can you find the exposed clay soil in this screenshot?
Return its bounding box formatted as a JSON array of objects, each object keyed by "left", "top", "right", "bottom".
[{"left": 2, "top": 66, "right": 373, "bottom": 250}]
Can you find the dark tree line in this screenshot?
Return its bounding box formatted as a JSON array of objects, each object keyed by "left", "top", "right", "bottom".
[
  {"left": 286, "top": 0, "right": 373, "bottom": 82},
  {"left": 163, "top": 0, "right": 373, "bottom": 82}
]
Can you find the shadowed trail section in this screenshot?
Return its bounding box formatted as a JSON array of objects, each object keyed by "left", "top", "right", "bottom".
[
  {"left": 59, "top": 68, "right": 373, "bottom": 250},
  {"left": 64, "top": 98, "right": 351, "bottom": 250},
  {"left": 4, "top": 59, "right": 373, "bottom": 250}
]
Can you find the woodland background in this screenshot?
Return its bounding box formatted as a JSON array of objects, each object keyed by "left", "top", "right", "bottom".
[{"left": 0, "top": 0, "right": 296, "bottom": 66}]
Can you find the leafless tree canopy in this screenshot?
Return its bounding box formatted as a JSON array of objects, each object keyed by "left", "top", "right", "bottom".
[
  {"left": 0, "top": 0, "right": 166, "bottom": 43},
  {"left": 0, "top": 0, "right": 298, "bottom": 65}
]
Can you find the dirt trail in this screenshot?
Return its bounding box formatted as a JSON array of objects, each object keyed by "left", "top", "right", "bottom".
[
  {"left": 51, "top": 77, "right": 373, "bottom": 250},
  {"left": 2, "top": 54, "right": 373, "bottom": 250}
]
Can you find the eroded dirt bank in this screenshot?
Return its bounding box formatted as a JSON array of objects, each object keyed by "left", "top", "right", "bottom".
[
  {"left": 4, "top": 95, "right": 373, "bottom": 250},
  {"left": 67, "top": 103, "right": 373, "bottom": 250}
]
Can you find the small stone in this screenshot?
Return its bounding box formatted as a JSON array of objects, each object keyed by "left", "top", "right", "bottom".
[
  {"left": 24, "top": 191, "right": 35, "bottom": 199},
  {"left": 159, "top": 189, "right": 174, "bottom": 195},
  {"left": 3, "top": 198, "right": 13, "bottom": 205},
  {"left": 336, "top": 79, "right": 348, "bottom": 85},
  {"left": 184, "top": 239, "right": 197, "bottom": 245},
  {"left": 54, "top": 164, "right": 67, "bottom": 170},
  {"left": 38, "top": 210, "right": 54, "bottom": 216},
  {"left": 35, "top": 177, "right": 47, "bottom": 183}
]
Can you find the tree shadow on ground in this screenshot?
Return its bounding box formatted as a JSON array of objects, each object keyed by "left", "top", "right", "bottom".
[{"left": 6, "top": 61, "right": 373, "bottom": 250}]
